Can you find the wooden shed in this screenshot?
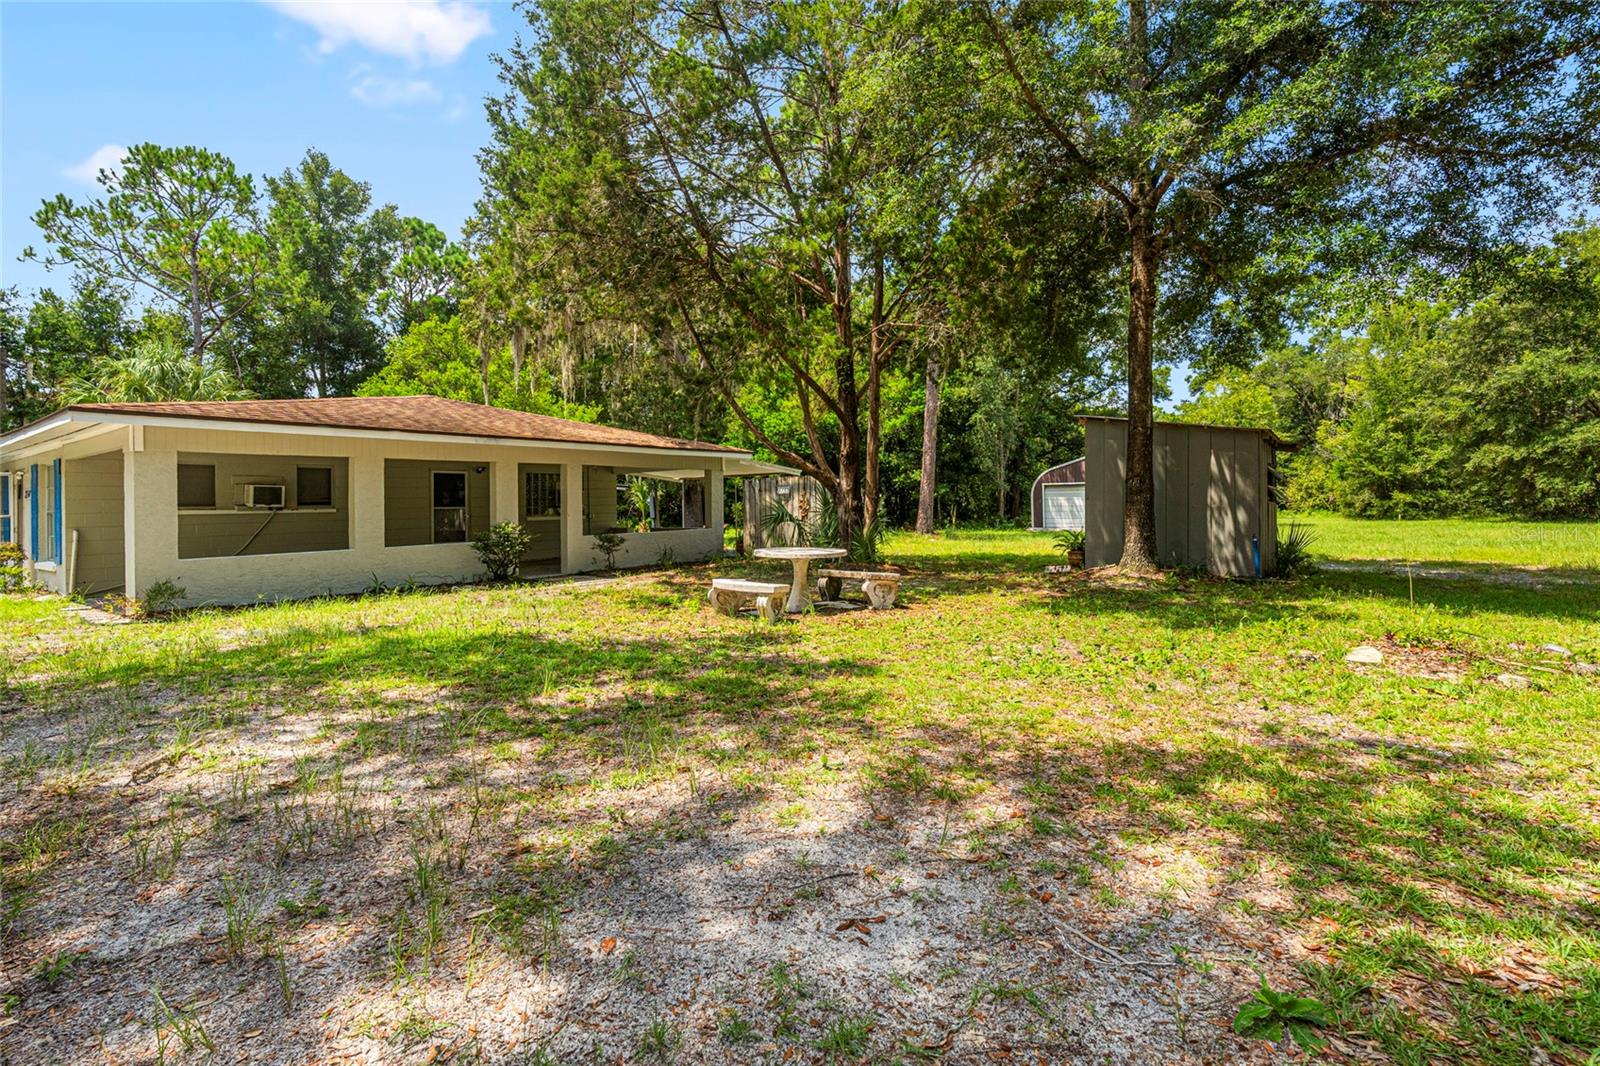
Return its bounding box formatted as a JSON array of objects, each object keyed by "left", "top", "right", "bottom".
[
  {"left": 1080, "top": 416, "right": 1291, "bottom": 576},
  {"left": 1030, "top": 457, "right": 1086, "bottom": 531},
  {"left": 742, "top": 474, "right": 826, "bottom": 550}
]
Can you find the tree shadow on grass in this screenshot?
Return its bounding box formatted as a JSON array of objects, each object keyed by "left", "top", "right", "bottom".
[
  {"left": 1021, "top": 725, "right": 1600, "bottom": 1061},
  {"left": 0, "top": 615, "right": 903, "bottom": 1060},
  {"left": 4, "top": 568, "right": 1597, "bottom": 1061},
  {"left": 900, "top": 559, "right": 1600, "bottom": 632},
  {"left": 1316, "top": 555, "right": 1600, "bottom": 588}
]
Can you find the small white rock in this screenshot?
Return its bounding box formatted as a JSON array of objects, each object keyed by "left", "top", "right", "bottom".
[
  {"left": 1344, "top": 645, "right": 1384, "bottom": 665},
  {"left": 1574, "top": 662, "right": 1599, "bottom": 676},
  {"left": 1540, "top": 643, "right": 1572, "bottom": 658},
  {"left": 1494, "top": 672, "right": 1531, "bottom": 689}
]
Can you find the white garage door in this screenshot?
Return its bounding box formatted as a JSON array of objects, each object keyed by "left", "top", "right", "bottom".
[{"left": 1041, "top": 484, "right": 1085, "bottom": 531}]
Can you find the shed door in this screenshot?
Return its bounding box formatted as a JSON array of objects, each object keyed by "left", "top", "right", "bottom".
[{"left": 1041, "top": 485, "right": 1085, "bottom": 531}]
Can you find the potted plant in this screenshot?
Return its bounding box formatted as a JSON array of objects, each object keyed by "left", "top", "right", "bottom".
[{"left": 1053, "top": 529, "right": 1086, "bottom": 569}]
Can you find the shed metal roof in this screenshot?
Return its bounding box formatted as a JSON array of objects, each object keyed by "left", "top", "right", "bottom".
[{"left": 1077, "top": 415, "right": 1296, "bottom": 451}]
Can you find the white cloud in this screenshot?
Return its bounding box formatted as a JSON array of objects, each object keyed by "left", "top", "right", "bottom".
[
  {"left": 350, "top": 71, "right": 441, "bottom": 106},
  {"left": 64, "top": 144, "right": 128, "bottom": 185},
  {"left": 263, "top": 1, "right": 491, "bottom": 66}
]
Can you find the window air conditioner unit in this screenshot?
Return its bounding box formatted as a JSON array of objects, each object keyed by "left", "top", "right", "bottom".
[{"left": 245, "top": 483, "right": 285, "bottom": 509}]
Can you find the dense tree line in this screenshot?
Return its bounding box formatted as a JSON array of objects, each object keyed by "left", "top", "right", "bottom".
[
  {"left": 465, "top": 0, "right": 1598, "bottom": 555},
  {"left": 5, "top": 2, "right": 1598, "bottom": 551},
  {"left": 3, "top": 144, "right": 464, "bottom": 423},
  {"left": 1182, "top": 224, "right": 1600, "bottom": 520}
]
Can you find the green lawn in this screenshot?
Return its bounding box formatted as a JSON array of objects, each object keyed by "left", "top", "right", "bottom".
[
  {"left": 1, "top": 527, "right": 1596, "bottom": 1063},
  {"left": 1292, "top": 511, "right": 1600, "bottom": 573}
]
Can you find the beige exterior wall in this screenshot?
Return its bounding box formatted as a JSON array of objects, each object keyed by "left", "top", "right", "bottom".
[
  {"left": 1084, "top": 420, "right": 1279, "bottom": 576},
  {"left": 2, "top": 420, "right": 734, "bottom": 605},
  {"left": 566, "top": 526, "right": 724, "bottom": 571}
]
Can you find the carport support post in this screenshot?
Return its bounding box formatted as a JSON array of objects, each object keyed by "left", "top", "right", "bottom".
[
  {"left": 706, "top": 463, "right": 724, "bottom": 533},
  {"left": 123, "top": 439, "right": 177, "bottom": 601},
  {"left": 559, "top": 460, "right": 584, "bottom": 574},
  {"left": 347, "top": 453, "right": 384, "bottom": 558},
  {"left": 490, "top": 461, "right": 517, "bottom": 529}
]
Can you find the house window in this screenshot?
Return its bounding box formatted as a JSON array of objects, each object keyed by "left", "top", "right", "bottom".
[
  {"left": 297, "top": 466, "right": 333, "bottom": 508},
  {"left": 432, "top": 471, "right": 468, "bottom": 543},
  {"left": 37, "top": 462, "right": 59, "bottom": 563},
  {"left": 523, "top": 471, "right": 560, "bottom": 519},
  {"left": 178, "top": 464, "right": 216, "bottom": 509}
]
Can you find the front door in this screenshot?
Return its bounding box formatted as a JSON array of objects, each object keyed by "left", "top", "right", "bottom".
[{"left": 432, "top": 471, "right": 468, "bottom": 543}]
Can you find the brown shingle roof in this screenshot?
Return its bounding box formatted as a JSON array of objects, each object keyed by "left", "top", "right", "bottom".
[{"left": 60, "top": 395, "right": 747, "bottom": 454}]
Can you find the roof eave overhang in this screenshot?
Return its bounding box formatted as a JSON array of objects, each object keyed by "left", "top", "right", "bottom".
[
  {"left": 1, "top": 410, "right": 752, "bottom": 463},
  {"left": 0, "top": 411, "right": 124, "bottom": 458}
]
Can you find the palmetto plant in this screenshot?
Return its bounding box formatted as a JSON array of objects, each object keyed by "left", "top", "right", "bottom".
[
  {"left": 63, "top": 337, "right": 251, "bottom": 404},
  {"left": 759, "top": 493, "right": 884, "bottom": 563},
  {"left": 1274, "top": 522, "right": 1317, "bottom": 577},
  {"left": 624, "top": 477, "right": 653, "bottom": 533}
]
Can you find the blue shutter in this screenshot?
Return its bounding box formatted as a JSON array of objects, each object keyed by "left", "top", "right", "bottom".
[
  {"left": 29, "top": 465, "right": 39, "bottom": 560},
  {"left": 52, "top": 459, "right": 63, "bottom": 564},
  {"left": 0, "top": 478, "right": 9, "bottom": 543}
]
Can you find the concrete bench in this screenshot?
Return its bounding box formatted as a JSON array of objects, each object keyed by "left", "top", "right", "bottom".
[
  {"left": 708, "top": 578, "right": 789, "bottom": 622},
  {"left": 815, "top": 569, "right": 903, "bottom": 609}
]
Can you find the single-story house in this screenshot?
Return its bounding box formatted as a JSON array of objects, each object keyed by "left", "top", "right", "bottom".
[
  {"left": 1029, "top": 457, "right": 1086, "bottom": 531},
  {"left": 1080, "top": 416, "right": 1291, "bottom": 576},
  {"left": 0, "top": 395, "right": 782, "bottom": 606}
]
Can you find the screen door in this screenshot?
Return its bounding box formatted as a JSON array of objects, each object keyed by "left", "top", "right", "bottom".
[{"left": 432, "top": 471, "right": 468, "bottom": 543}]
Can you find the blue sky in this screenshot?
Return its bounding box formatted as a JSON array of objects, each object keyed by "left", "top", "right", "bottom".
[
  {"left": 2, "top": 0, "right": 513, "bottom": 296},
  {"left": 1, "top": 2, "right": 1198, "bottom": 405}
]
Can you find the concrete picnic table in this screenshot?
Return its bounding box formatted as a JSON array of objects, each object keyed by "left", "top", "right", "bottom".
[{"left": 753, "top": 546, "right": 847, "bottom": 612}]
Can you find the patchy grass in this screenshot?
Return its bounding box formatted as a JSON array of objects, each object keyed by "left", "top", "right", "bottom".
[
  {"left": 1294, "top": 512, "right": 1600, "bottom": 573},
  {"left": 0, "top": 527, "right": 1596, "bottom": 1063}
]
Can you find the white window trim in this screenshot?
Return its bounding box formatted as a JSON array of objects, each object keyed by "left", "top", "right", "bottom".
[{"left": 39, "top": 463, "right": 58, "bottom": 563}]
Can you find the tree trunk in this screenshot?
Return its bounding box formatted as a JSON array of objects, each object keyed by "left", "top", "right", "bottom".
[
  {"left": 477, "top": 328, "right": 492, "bottom": 406},
  {"left": 915, "top": 350, "right": 941, "bottom": 533},
  {"left": 863, "top": 257, "right": 885, "bottom": 537},
  {"left": 996, "top": 448, "right": 1008, "bottom": 520},
  {"left": 511, "top": 325, "right": 527, "bottom": 391},
  {"left": 1121, "top": 206, "right": 1160, "bottom": 572},
  {"left": 835, "top": 425, "right": 863, "bottom": 551},
  {"left": 831, "top": 232, "right": 863, "bottom": 552},
  {"left": 189, "top": 247, "right": 205, "bottom": 363}
]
